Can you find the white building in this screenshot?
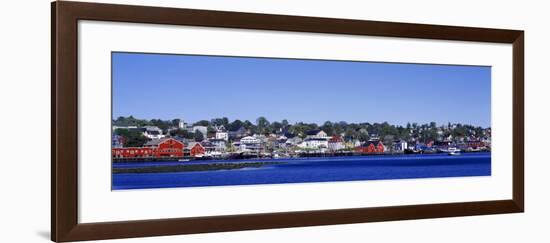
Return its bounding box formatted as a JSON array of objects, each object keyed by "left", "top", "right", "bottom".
[
  {"left": 299, "top": 130, "right": 330, "bottom": 149},
  {"left": 299, "top": 138, "right": 329, "bottom": 149},
  {"left": 210, "top": 139, "right": 227, "bottom": 152},
  {"left": 305, "top": 130, "right": 328, "bottom": 139},
  {"left": 143, "top": 126, "right": 165, "bottom": 140},
  {"left": 328, "top": 136, "right": 345, "bottom": 151},
  {"left": 393, "top": 140, "right": 408, "bottom": 151},
  {"left": 240, "top": 136, "right": 261, "bottom": 152},
  {"left": 112, "top": 125, "right": 137, "bottom": 130},
  {"left": 215, "top": 131, "right": 228, "bottom": 141},
  {"left": 178, "top": 119, "right": 186, "bottom": 129}
]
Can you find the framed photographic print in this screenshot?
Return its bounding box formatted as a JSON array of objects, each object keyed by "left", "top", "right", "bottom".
[{"left": 52, "top": 1, "right": 524, "bottom": 242}]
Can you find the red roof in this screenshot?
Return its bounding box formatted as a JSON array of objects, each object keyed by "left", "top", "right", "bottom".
[{"left": 329, "top": 135, "right": 343, "bottom": 143}]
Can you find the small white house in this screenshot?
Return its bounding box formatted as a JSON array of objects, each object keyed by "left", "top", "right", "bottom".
[
  {"left": 178, "top": 119, "right": 187, "bottom": 129},
  {"left": 216, "top": 131, "right": 228, "bottom": 141},
  {"left": 393, "top": 140, "right": 408, "bottom": 151},
  {"left": 143, "top": 126, "right": 165, "bottom": 140},
  {"left": 299, "top": 138, "right": 329, "bottom": 149},
  {"left": 209, "top": 139, "right": 227, "bottom": 152},
  {"left": 240, "top": 136, "right": 261, "bottom": 152}
]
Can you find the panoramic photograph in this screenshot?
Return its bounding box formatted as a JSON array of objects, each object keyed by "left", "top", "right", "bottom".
[{"left": 111, "top": 52, "right": 491, "bottom": 190}]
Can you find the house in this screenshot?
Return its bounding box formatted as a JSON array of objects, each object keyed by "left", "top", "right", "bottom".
[
  {"left": 178, "top": 119, "right": 187, "bottom": 129},
  {"left": 328, "top": 135, "right": 345, "bottom": 151},
  {"left": 240, "top": 136, "right": 261, "bottom": 152},
  {"left": 265, "top": 136, "right": 280, "bottom": 150},
  {"left": 112, "top": 134, "right": 124, "bottom": 148},
  {"left": 466, "top": 140, "right": 486, "bottom": 150},
  {"left": 144, "top": 138, "right": 185, "bottom": 157},
  {"left": 215, "top": 129, "right": 229, "bottom": 141},
  {"left": 392, "top": 140, "right": 408, "bottom": 152},
  {"left": 186, "top": 142, "right": 206, "bottom": 157},
  {"left": 277, "top": 135, "right": 288, "bottom": 148},
  {"left": 200, "top": 141, "right": 216, "bottom": 153},
  {"left": 209, "top": 139, "right": 227, "bottom": 152},
  {"left": 299, "top": 130, "right": 329, "bottom": 149},
  {"left": 142, "top": 126, "right": 165, "bottom": 140},
  {"left": 175, "top": 119, "right": 195, "bottom": 133},
  {"left": 344, "top": 139, "right": 361, "bottom": 149},
  {"left": 305, "top": 129, "right": 328, "bottom": 139},
  {"left": 298, "top": 138, "right": 328, "bottom": 149},
  {"left": 229, "top": 127, "right": 247, "bottom": 140},
  {"left": 355, "top": 140, "right": 385, "bottom": 154}
]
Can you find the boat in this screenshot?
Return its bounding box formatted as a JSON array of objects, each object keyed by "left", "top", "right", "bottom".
[
  {"left": 448, "top": 147, "right": 461, "bottom": 156},
  {"left": 178, "top": 159, "right": 190, "bottom": 162}
]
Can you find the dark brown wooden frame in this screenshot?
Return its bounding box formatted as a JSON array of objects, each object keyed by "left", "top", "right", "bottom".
[{"left": 52, "top": 1, "right": 524, "bottom": 242}]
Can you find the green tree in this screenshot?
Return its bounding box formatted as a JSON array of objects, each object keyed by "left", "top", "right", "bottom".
[
  {"left": 333, "top": 122, "right": 344, "bottom": 136},
  {"left": 150, "top": 119, "right": 171, "bottom": 131},
  {"left": 228, "top": 119, "right": 244, "bottom": 131},
  {"left": 207, "top": 126, "right": 217, "bottom": 138},
  {"left": 113, "top": 116, "right": 150, "bottom": 127},
  {"left": 321, "top": 121, "right": 335, "bottom": 136},
  {"left": 169, "top": 129, "right": 193, "bottom": 139},
  {"left": 171, "top": 119, "right": 181, "bottom": 127},
  {"left": 114, "top": 128, "right": 148, "bottom": 147},
  {"left": 243, "top": 120, "right": 257, "bottom": 134},
  {"left": 281, "top": 119, "right": 289, "bottom": 128},
  {"left": 193, "top": 120, "right": 210, "bottom": 126},
  {"left": 271, "top": 121, "right": 283, "bottom": 134},
  {"left": 256, "top": 116, "right": 270, "bottom": 134},
  {"left": 210, "top": 117, "right": 229, "bottom": 127},
  {"left": 194, "top": 131, "right": 204, "bottom": 141}
]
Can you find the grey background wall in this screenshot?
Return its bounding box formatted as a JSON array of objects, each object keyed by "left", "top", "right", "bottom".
[{"left": 1, "top": 0, "right": 547, "bottom": 242}]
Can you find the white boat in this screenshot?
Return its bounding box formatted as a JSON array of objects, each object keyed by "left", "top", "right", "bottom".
[
  {"left": 448, "top": 147, "right": 461, "bottom": 156},
  {"left": 178, "top": 159, "right": 190, "bottom": 162}
]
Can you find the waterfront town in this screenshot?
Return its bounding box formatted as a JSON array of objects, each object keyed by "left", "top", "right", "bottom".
[{"left": 111, "top": 116, "right": 491, "bottom": 161}]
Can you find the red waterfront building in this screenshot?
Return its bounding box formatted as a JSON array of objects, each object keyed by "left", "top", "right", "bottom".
[
  {"left": 355, "top": 140, "right": 385, "bottom": 154},
  {"left": 112, "top": 147, "right": 154, "bottom": 158},
  {"left": 112, "top": 138, "right": 185, "bottom": 159},
  {"left": 466, "top": 140, "right": 486, "bottom": 149},
  {"left": 186, "top": 142, "right": 206, "bottom": 157},
  {"left": 144, "top": 138, "right": 185, "bottom": 157}
]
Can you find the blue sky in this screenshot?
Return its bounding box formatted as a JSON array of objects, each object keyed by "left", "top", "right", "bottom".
[{"left": 112, "top": 52, "right": 491, "bottom": 127}]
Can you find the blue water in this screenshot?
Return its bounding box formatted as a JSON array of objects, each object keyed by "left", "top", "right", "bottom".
[{"left": 112, "top": 152, "right": 491, "bottom": 190}]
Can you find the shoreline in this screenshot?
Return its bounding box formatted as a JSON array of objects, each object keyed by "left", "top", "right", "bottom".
[
  {"left": 113, "top": 150, "right": 491, "bottom": 163},
  {"left": 112, "top": 161, "right": 283, "bottom": 174}
]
